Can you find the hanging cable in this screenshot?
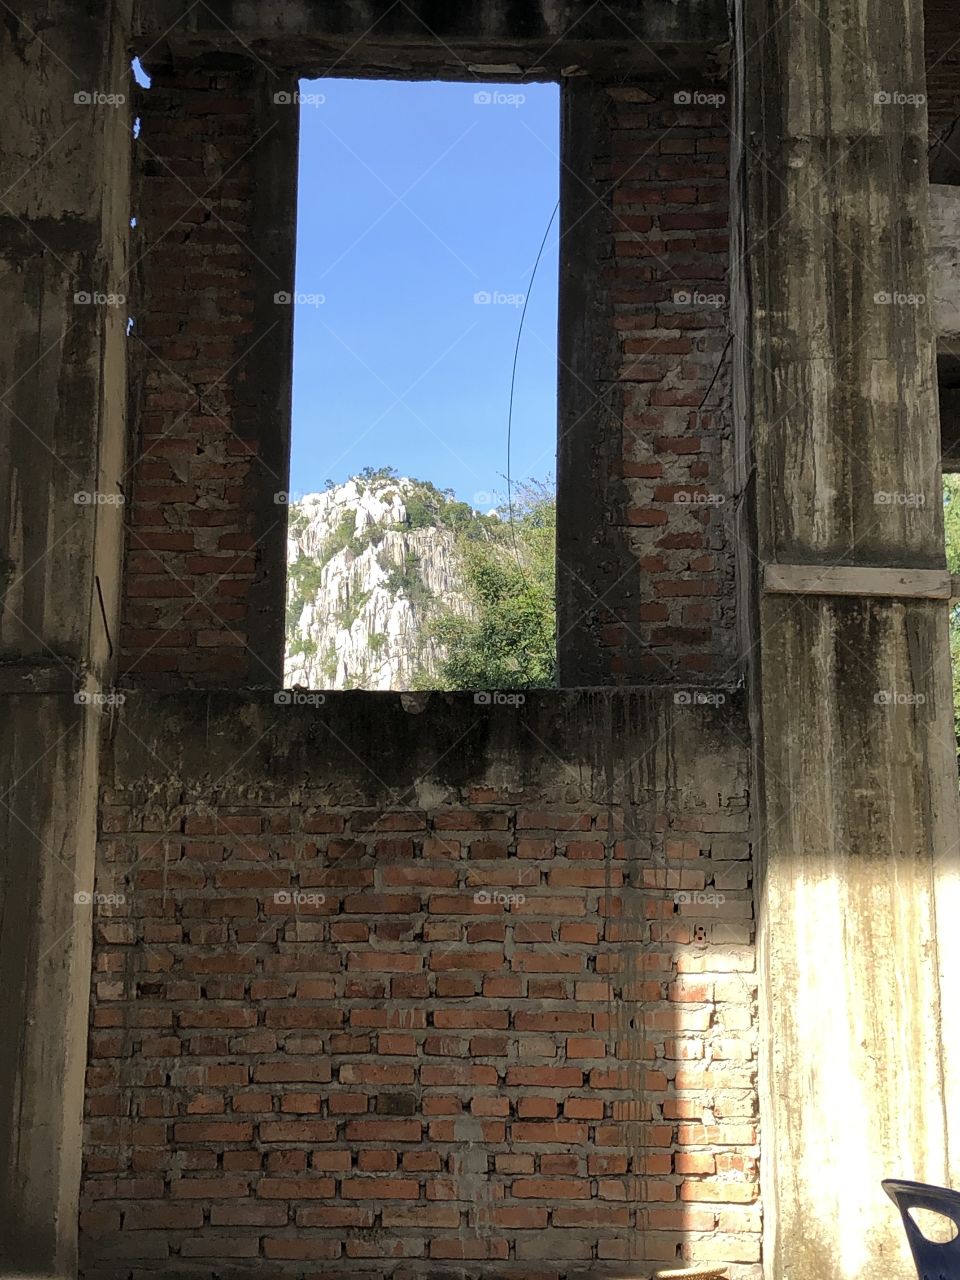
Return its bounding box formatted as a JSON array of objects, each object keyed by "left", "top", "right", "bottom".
[
  {"left": 502, "top": 198, "right": 561, "bottom": 677},
  {"left": 506, "top": 198, "right": 560, "bottom": 561}
]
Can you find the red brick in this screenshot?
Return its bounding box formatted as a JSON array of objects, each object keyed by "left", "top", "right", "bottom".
[
  {"left": 512, "top": 1178, "right": 591, "bottom": 1199},
  {"left": 257, "top": 1178, "right": 336, "bottom": 1199},
  {"left": 341, "top": 1178, "right": 420, "bottom": 1200}
]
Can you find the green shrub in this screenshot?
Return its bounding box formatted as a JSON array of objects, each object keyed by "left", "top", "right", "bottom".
[{"left": 431, "top": 480, "right": 556, "bottom": 690}]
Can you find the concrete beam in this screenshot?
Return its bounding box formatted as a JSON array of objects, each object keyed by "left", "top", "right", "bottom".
[
  {"left": 762, "top": 564, "right": 954, "bottom": 600},
  {"left": 133, "top": 0, "right": 729, "bottom": 75},
  {"left": 0, "top": 4, "right": 132, "bottom": 1276},
  {"left": 732, "top": 5, "right": 960, "bottom": 1280}
]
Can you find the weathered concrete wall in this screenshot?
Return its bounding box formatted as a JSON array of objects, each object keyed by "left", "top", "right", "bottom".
[
  {"left": 732, "top": 3, "right": 960, "bottom": 1280},
  {"left": 558, "top": 79, "right": 735, "bottom": 685},
  {"left": 81, "top": 690, "right": 758, "bottom": 1278},
  {"left": 0, "top": 3, "right": 133, "bottom": 1276}
]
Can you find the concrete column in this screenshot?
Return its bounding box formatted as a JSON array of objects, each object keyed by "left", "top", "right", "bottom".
[
  {"left": 732, "top": 3, "right": 960, "bottom": 1279},
  {"left": 0, "top": 4, "right": 131, "bottom": 1276}
]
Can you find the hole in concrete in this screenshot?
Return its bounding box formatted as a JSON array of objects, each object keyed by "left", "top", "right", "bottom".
[
  {"left": 131, "top": 57, "right": 151, "bottom": 89},
  {"left": 132, "top": 116, "right": 141, "bottom": 139},
  {"left": 908, "top": 1207, "right": 960, "bottom": 1243},
  {"left": 283, "top": 77, "right": 560, "bottom": 694}
]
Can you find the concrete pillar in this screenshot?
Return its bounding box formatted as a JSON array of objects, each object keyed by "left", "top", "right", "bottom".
[
  {"left": 732, "top": 3, "right": 960, "bottom": 1279},
  {"left": 0, "top": 4, "right": 131, "bottom": 1276}
]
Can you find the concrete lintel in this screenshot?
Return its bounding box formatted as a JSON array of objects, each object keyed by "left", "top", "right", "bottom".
[{"left": 134, "top": 0, "right": 730, "bottom": 75}]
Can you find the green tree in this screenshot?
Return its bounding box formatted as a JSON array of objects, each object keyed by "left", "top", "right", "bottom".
[{"left": 431, "top": 481, "right": 557, "bottom": 690}]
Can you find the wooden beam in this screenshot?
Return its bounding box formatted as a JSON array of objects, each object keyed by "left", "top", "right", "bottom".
[{"left": 763, "top": 563, "right": 953, "bottom": 599}]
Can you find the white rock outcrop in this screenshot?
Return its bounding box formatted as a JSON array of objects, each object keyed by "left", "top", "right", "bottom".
[{"left": 283, "top": 477, "right": 470, "bottom": 690}]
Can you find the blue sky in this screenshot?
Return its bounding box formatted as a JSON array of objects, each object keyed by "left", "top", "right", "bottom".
[{"left": 290, "top": 78, "right": 560, "bottom": 506}]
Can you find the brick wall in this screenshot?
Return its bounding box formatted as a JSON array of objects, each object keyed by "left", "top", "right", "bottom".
[
  {"left": 121, "top": 62, "right": 295, "bottom": 687},
  {"left": 558, "top": 81, "right": 734, "bottom": 686},
  {"left": 80, "top": 691, "right": 758, "bottom": 1278}
]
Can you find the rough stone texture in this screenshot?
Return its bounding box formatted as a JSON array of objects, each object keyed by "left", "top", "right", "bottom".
[
  {"left": 81, "top": 690, "right": 758, "bottom": 1278},
  {"left": 121, "top": 60, "right": 297, "bottom": 687},
  {"left": 284, "top": 480, "right": 470, "bottom": 691},
  {"left": 558, "top": 81, "right": 735, "bottom": 685},
  {"left": 732, "top": 2, "right": 960, "bottom": 1280}
]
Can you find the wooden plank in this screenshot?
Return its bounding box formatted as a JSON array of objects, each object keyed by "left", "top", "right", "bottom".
[{"left": 763, "top": 564, "right": 952, "bottom": 599}]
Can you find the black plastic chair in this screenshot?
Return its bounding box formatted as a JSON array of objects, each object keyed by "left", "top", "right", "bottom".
[{"left": 883, "top": 1179, "right": 960, "bottom": 1280}]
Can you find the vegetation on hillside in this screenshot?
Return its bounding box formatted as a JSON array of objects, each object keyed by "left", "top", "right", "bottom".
[
  {"left": 429, "top": 480, "right": 557, "bottom": 691},
  {"left": 285, "top": 470, "right": 557, "bottom": 690}
]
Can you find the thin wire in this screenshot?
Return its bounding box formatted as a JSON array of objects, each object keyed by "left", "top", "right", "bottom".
[
  {"left": 502, "top": 199, "right": 561, "bottom": 680},
  {"left": 698, "top": 332, "right": 733, "bottom": 415},
  {"left": 506, "top": 198, "right": 561, "bottom": 563}
]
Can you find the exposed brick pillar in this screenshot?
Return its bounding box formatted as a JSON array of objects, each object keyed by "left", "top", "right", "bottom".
[
  {"left": 122, "top": 58, "right": 298, "bottom": 687},
  {"left": 558, "top": 78, "right": 734, "bottom": 687}
]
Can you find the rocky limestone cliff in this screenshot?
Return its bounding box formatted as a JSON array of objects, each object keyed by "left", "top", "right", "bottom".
[{"left": 284, "top": 475, "right": 472, "bottom": 690}]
